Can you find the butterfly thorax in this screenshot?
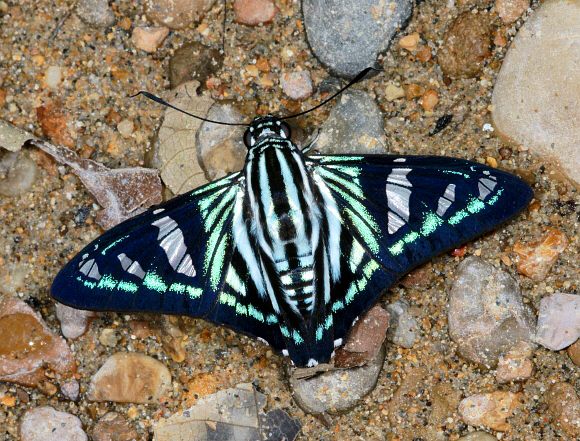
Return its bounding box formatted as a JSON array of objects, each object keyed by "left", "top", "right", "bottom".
[{"left": 245, "top": 133, "right": 321, "bottom": 319}]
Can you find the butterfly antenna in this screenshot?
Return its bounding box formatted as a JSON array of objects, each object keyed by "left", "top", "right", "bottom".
[
  {"left": 278, "top": 66, "right": 382, "bottom": 121},
  {"left": 132, "top": 90, "right": 248, "bottom": 126}
]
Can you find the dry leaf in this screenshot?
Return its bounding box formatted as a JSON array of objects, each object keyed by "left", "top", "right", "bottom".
[{"left": 29, "top": 139, "right": 162, "bottom": 230}]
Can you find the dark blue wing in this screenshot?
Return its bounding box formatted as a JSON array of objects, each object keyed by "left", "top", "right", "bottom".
[
  {"left": 303, "top": 154, "right": 533, "bottom": 362},
  {"left": 308, "top": 154, "right": 532, "bottom": 275},
  {"left": 52, "top": 171, "right": 289, "bottom": 352}
]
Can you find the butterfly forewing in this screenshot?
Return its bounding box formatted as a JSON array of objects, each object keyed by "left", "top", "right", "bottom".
[{"left": 52, "top": 173, "right": 241, "bottom": 316}]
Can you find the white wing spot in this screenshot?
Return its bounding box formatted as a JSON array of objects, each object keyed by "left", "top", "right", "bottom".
[
  {"left": 478, "top": 175, "right": 497, "bottom": 201},
  {"left": 386, "top": 168, "right": 412, "bottom": 234},
  {"left": 152, "top": 216, "right": 196, "bottom": 278},
  {"left": 79, "top": 259, "right": 101, "bottom": 281},
  {"left": 437, "top": 183, "right": 456, "bottom": 217}
]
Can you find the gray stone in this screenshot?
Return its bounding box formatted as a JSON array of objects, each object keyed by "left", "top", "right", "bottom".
[
  {"left": 310, "top": 90, "right": 387, "bottom": 155},
  {"left": 448, "top": 256, "right": 536, "bottom": 368},
  {"left": 491, "top": 0, "right": 580, "bottom": 187},
  {"left": 76, "top": 0, "right": 116, "bottom": 28},
  {"left": 303, "top": 0, "right": 412, "bottom": 79},
  {"left": 20, "top": 406, "right": 87, "bottom": 441},
  {"left": 289, "top": 343, "right": 385, "bottom": 414},
  {"left": 535, "top": 293, "right": 580, "bottom": 351},
  {"left": 386, "top": 299, "right": 417, "bottom": 349}
]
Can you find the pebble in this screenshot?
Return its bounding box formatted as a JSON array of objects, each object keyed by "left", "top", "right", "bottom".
[
  {"left": 289, "top": 344, "right": 386, "bottom": 414},
  {"left": 36, "top": 101, "right": 75, "bottom": 148},
  {"left": 457, "top": 432, "right": 499, "bottom": 441},
  {"left": 20, "top": 406, "right": 87, "bottom": 441},
  {"left": 117, "top": 119, "right": 135, "bottom": 138},
  {"left": 398, "top": 32, "right": 420, "bottom": 51},
  {"left": 458, "top": 391, "right": 525, "bottom": 431},
  {"left": 0, "top": 150, "right": 37, "bottom": 197},
  {"left": 437, "top": 11, "right": 492, "bottom": 79},
  {"left": 60, "top": 380, "right": 80, "bottom": 401},
  {"left": 421, "top": 89, "right": 439, "bottom": 111},
  {"left": 386, "top": 299, "right": 417, "bottom": 349},
  {"left": 448, "top": 256, "right": 536, "bottom": 367},
  {"left": 55, "top": 302, "right": 95, "bottom": 339},
  {"left": 535, "top": 293, "right": 580, "bottom": 351},
  {"left": 280, "top": 71, "right": 313, "bottom": 101},
  {"left": 496, "top": 0, "right": 529, "bottom": 23},
  {"left": 545, "top": 382, "right": 580, "bottom": 437},
  {"left": 169, "top": 42, "right": 223, "bottom": 89},
  {"left": 495, "top": 342, "right": 534, "bottom": 383},
  {"left": 197, "top": 104, "right": 246, "bottom": 181},
  {"left": 303, "top": 0, "right": 413, "bottom": 78},
  {"left": 338, "top": 305, "right": 390, "bottom": 366},
  {"left": 513, "top": 227, "right": 568, "bottom": 281},
  {"left": 93, "top": 412, "right": 139, "bottom": 441},
  {"left": 311, "top": 91, "right": 387, "bottom": 154},
  {"left": 0, "top": 298, "right": 76, "bottom": 387},
  {"left": 145, "top": 0, "right": 215, "bottom": 30},
  {"left": 76, "top": 0, "right": 116, "bottom": 28},
  {"left": 233, "top": 0, "right": 278, "bottom": 26},
  {"left": 87, "top": 352, "right": 172, "bottom": 403},
  {"left": 491, "top": 0, "right": 580, "bottom": 187},
  {"left": 384, "top": 84, "right": 405, "bottom": 101},
  {"left": 99, "top": 328, "right": 121, "bottom": 347},
  {"left": 44, "top": 65, "right": 62, "bottom": 89},
  {"left": 131, "top": 26, "right": 170, "bottom": 53},
  {"left": 567, "top": 339, "right": 580, "bottom": 366},
  {"left": 0, "top": 264, "right": 26, "bottom": 297}
]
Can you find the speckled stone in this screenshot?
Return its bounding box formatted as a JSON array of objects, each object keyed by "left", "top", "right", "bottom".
[
  {"left": 535, "top": 293, "right": 580, "bottom": 351},
  {"left": 496, "top": 0, "right": 529, "bottom": 23},
  {"left": 87, "top": 352, "right": 171, "bottom": 403},
  {"left": 76, "top": 0, "right": 116, "bottom": 28},
  {"left": 311, "top": 91, "right": 387, "bottom": 154},
  {"left": 459, "top": 391, "right": 525, "bottom": 431},
  {"left": 233, "top": 0, "right": 278, "bottom": 26},
  {"left": 20, "top": 406, "right": 87, "bottom": 441},
  {"left": 546, "top": 382, "right": 580, "bottom": 437},
  {"left": 280, "top": 71, "right": 313, "bottom": 101},
  {"left": 438, "top": 11, "right": 492, "bottom": 79},
  {"left": 289, "top": 344, "right": 385, "bottom": 415},
  {"left": 448, "top": 256, "right": 536, "bottom": 368},
  {"left": 132, "top": 27, "right": 170, "bottom": 53},
  {"left": 513, "top": 227, "right": 568, "bottom": 281},
  {"left": 303, "top": 0, "right": 412, "bottom": 79},
  {"left": 0, "top": 298, "right": 76, "bottom": 387}
]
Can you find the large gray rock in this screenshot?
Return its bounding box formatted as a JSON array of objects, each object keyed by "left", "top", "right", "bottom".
[{"left": 491, "top": 0, "right": 580, "bottom": 187}]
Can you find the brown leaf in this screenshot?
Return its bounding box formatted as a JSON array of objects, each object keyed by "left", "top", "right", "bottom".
[{"left": 29, "top": 139, "right": 162, "bottom": 230}]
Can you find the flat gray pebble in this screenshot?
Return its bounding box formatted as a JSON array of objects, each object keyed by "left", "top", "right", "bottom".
[
  {"left": 76, "top": 0, "right": 116, "bottom": 28},
  {"left": 386, "top": 299, "right": 417, "bottom": 349},
  {"left": 289, "top": 344, "right": 385, "bottom": 415},
  {"left": 310, "top": 90, "right": 387, "bottom": 154},
  {"left": 303, "top": 0, "right": 412, "bottom": 78},
  {"left": 448, "top": 256, "right": 536, "bottom": 368}
]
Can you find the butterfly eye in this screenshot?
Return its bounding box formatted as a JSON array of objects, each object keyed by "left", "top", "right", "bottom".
[
  {"left": 280, "top": 121, "right": 291, "bottom": 139},
  {"left": 243, "top": 128, "right": 254, "bottom": 148}
]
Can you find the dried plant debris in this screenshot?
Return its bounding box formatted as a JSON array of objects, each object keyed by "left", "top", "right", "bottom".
[
  {"left": 0, "top": 119, "right": 39, "bottom": 152},
  {"left": 151, "top": 80, "right": 214, "bottom": 195},
  {"left": 29, "top": 139, "right": 161, "bottom": 230},
  {"left": 150, "top": 80, "right": 245, "bottom": 195},
  {"left": 154, "top": 383, "right": 301, "bottom": 441}
]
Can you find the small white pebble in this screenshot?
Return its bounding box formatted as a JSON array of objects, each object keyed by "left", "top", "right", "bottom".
[
  {"left": 45, "top": 66, "right": 62, "bottom": 89},
  {"left": 117, "top": 119, "right": 134, "bottom": 138}
]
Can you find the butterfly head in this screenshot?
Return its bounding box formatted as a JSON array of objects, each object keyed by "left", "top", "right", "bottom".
[{"left": 243, "top": 116, "right": 292, "bottom": 148}]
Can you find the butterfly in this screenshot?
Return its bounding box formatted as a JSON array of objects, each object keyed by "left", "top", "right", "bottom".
[{"left": 51, "top": 115, "right": 533, "bottom": 368}]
